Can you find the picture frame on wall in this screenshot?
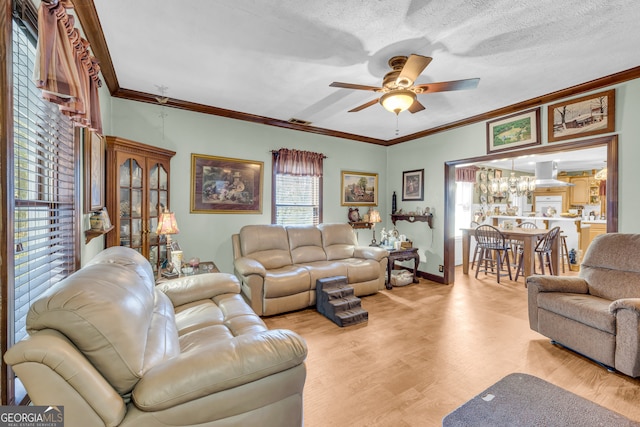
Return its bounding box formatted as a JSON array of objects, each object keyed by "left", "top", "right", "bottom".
[
  {"left": 548, "top": 89, "right": 615, "bottom": 143},
  {"left": 486, "top": 107, "right": 541, "bottom": 154},
  {"left": 402, "top": 169, "right": 424, "bottom": 201},
  {"left": 340, "top": 171, "right": 378, "bottom": 206},
  {"left": 84, "top": 129, "right": 105, "bottom": 213},
  {"left": 190, "top": 154, "right": 263, "bottom": 214}
]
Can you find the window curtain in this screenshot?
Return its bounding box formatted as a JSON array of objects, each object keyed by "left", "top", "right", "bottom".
[
  {"left": 455, "top": 166, "right": 478, "bottom": 183},
  {"left": 34, "top": 0, "right": 102, "bottom": 133},
  {"left": 273, "top": 148, "right": 325, "bottom": 177}
]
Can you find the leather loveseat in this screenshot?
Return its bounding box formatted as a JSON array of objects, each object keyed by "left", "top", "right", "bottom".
[
  {"left": 527, "top": 233, "right": 640, "bottom": 377},
  {"left": 232, "top": 223, "right": 388, "bottom": 316},
  {"left": 4, "top": 246, "right": 307, "bottom": 427}
]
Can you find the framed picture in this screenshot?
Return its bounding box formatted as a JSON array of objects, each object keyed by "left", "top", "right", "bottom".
[
  {"left": 170, "top": 241, "right": 181, "bottom": 251},
  {"left": 83, "top": 129, "right": 105, "bottom": 212},
  {"left": 494, "top": 169, "right": 502, "bottom": 179},
  {"left": 402, "top": 169, "right": 424, "bottom": 201},
  {"left": 190, "top": 154, "right": 263, "bottom": 214},
  {"left": 486, "top": 108, "right": 541, "bottom": 154},
  {"left": 548, "top": 89, "right": 615, "bottom": 142},
  {"left": 340, "top": 171, "right": 378, "bottom": 206}
]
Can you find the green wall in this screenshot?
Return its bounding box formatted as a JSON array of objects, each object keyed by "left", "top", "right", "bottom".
[{"left": 83, "top": 78, "right": 640, "bottom": 277}]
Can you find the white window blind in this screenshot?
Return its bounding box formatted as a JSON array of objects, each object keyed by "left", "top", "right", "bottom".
[
  {"left": 274, "top": 174, "right": 320, "bottom": 226},
  {"left": 12, "top": 17, "right": 78, "bottom": 345}
]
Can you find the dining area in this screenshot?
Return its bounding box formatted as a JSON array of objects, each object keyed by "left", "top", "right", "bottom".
[{"left": 460, "top": 222, "right": 562, "bottom": 284}]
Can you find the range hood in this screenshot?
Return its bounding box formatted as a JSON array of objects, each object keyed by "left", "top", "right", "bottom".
[{"left": 534, "top": 161, "right": 574, "bottom": 187}]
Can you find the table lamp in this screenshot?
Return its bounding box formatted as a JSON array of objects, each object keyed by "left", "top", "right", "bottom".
[
  {"left": 156, "top": 208, "right": 180, "bottom": 274},
  {"left": 368, "top": 209, "right": 382, "bottom": 246}
]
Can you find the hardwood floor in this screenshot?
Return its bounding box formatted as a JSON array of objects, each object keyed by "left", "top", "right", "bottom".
[{"left": 264, "top": 266, "right": 640, "bottom": 426}]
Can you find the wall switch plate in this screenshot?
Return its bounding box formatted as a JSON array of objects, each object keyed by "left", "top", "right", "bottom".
[{"left": 439, "top": 265, "right": 444, "bottom": 272}]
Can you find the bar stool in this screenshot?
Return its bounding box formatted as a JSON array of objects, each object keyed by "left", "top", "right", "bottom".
[
  {"left": 560, "top": 232, "right": 571, "bottom": 273},
  {"left": 470, "top": 221, "right": 481, "bottom": 270},
  {"left": 475, "top": 225, "right": 512, "bottom": 283}
]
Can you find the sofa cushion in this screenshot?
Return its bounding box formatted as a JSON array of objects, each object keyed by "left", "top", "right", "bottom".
[
  {"left": 299, "top": 261, "right": 348, "bottom": 289},
  {"left": 240, "top": 225, "right": 293, "bottom": 269},
  {"left": 343, "top": 258, "right": 381, "bottom": 283},
  {"left": 287, "top": 225, "right": 327, "bottom": 264},
  {"left": 581, "top": 233, "right": 640, "bottom": 301},
  {"left": 537, "top": 292, "right": 615, "bottom": 334},
  {"left": 319, "top": 223, "right": 357, "bottom": 260},
  {"left": 263, "top": 266, "right": 311, "bottom": 298},
  {"left": 26, "top": 250, "right": 180, "bottom": 395}
]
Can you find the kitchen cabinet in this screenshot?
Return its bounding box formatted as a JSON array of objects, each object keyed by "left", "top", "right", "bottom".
[
  {"left": 570, "top": 176, "right": 590, "bottom": 205},
  {"left": 580, "top": 222, "right": 606, "bottom": 257},
  {"left": 105, "top": 136, "right": 176, "bottom": 274}
]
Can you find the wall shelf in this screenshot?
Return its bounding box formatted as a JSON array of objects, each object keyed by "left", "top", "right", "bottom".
[
  {"left": 391, "top": 214, "right": 433, "bottom": 229},
  {"left": 349, "top": 221, "right": 373, "bottom": 229},
  {"left": 85, "top": 225, "right": 114, "bottom": 244}
]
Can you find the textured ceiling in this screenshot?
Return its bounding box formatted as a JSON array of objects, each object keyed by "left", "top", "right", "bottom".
[{"left": 91, "top": 0, "right": 640, "bottom": 142}]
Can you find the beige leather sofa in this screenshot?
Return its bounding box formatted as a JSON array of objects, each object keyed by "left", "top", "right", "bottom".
[
  {"left": 527, "top": 233, "right": 640, "bottom": 377},
  {"left": 4, "top": 246, "right": 307, "bottom": 427},
  {"left": 232, "top": 223, "right": 388, "bottom": 316}
]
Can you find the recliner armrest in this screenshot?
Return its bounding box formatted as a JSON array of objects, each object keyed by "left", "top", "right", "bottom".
[
  {"left": 4, "top": 330, "right": 126, "bottom": 427},
  {"left": 526, "top": 275, "right": 589, "bottom": 294},
  {"left": 132, "top": 329, "right": 307, "bottom": 411},
  {"left": 233, "top": 256, "right": 267, "bottom": 277},
  {"left": 610, "top": 298, "right": 640, "bottom": 315},
  {"left": 157, "top": 273, "right": 241, "bottom": 307},
  {"left": 353, "top": 246, "right": 389, "bottom": 262}
]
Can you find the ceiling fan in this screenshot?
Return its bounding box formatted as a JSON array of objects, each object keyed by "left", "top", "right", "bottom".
[{"left": 330, "top": 54, "right": 480, "bottom": 115}]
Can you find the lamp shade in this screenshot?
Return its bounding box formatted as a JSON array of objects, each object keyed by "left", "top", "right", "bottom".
[
  {"left": 156, "top": 211, "right": 179, "bottom": 235},
  {"left": 369, "top": 209, "right": 381, "bottom": 223},
  {"left": 380, "top": 90, "right": 416, "bottom": 114}
]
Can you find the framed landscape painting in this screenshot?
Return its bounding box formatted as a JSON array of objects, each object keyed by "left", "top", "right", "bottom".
[
  {"left": 548, "top": 89, "right": 615, "bottom": 142},
  {"left": 84, "top": 129, "right": 105, "bottom": 212},
  {"left": 190, "top": 154, "right": 263, "bottom": 214},
  {"left": 486, "top": 108, "right": 541, "bottom": 154},
  {"left": 341, "top": 171, "right": 378, "bottom": 206}
]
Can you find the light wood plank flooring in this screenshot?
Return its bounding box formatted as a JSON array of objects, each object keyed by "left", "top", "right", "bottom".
[{"left": 264, "top": 266, "right": 640, "bottom": 426}]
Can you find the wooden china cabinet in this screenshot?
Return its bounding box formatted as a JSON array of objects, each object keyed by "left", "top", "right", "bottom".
[{"left": 105, "top": 136, "right": 176, "bottom": 274}]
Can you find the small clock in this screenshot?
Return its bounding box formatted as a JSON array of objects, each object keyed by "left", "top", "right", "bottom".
[{"left": 348, "top": 207, "right": 360, "bottom": 222}]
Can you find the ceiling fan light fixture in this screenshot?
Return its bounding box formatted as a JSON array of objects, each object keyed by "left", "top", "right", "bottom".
[{"left": 380, "top": 90, "right": 416, "bottom": 115}]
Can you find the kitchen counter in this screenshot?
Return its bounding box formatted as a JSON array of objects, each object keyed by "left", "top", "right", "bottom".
[{"left": 490, "top": 215, "right": 582, "bottom": 224}]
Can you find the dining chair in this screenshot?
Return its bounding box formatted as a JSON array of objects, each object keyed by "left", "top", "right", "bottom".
[
  {"left": 474, "top": 224, "right": 512, "bottom": 283},
  {"left": 510, "top": 221, "right": 538, "bottom": 263},
  {"left": 515, "top": 226, "right": 561, "bottom": 281}
]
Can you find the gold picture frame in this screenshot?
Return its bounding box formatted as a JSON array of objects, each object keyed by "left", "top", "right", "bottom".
[
  {"left": 190, "top": 154, "right": 263, "bottom": 214},
  {"left": 340, "top": 171, "right": 378, "bottom": 206}
]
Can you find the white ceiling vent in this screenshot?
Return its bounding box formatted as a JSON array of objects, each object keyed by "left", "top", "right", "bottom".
[{"left": 288, "top": 118, "right": 312, "bottom": 126}]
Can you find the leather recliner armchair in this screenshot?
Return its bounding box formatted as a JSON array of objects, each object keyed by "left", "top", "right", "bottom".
[{"left": 4, "top": 246, "right": 307, "bottom": 427}]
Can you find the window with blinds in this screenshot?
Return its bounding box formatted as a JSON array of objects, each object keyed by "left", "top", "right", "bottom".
[
  {"left": 12, "top": 18, "right": 78, "bottom": 346},
  {"left": 274, "top": 174, "right": 321, "bottom": 226}
]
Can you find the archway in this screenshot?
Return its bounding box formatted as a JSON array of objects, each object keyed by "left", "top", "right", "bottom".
[{"left": 443, "top": 135, "right": 618, "bottom": 285}]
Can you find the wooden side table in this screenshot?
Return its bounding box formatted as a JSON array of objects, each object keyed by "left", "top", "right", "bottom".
[
  {"left": 156, "top": 261, "right": 219, "bottom": 284},
  {"left": 386, "top": 247, "right": 420, "bottom": 289}
]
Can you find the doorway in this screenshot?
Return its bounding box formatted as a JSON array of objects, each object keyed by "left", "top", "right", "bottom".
[{"left": 443, "top": 135, "right": 618, "bottom": 285}]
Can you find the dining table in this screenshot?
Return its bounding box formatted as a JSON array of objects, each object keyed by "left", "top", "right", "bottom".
[{"left": 460, "top": 227, "right": 560, "bottom": 279}]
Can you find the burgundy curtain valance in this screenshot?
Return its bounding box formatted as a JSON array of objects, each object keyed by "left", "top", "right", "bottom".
[
  {"left": 273, "top": 148, "right": 325, "bottom": 177},
  {"left": 455, "top": 166, "right": 478, "bottom": 183},
  {"left": 35, "top": 0, "right": 102, "bottom": 133}
]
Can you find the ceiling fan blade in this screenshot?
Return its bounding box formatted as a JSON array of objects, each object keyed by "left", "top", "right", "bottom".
[
  {"left": 408, "top": 100, "right": 425, "bottom": 114},
  {"left": 348, "top": 98, "right": 379, "bottom": 112},
  {"left": 397, "top": 54, "right": 432, "bottom": 86},
  {"left": 330, "top": 82, "right": 382, "bottom": 92},
  {"left": 414, "top": 78, "right": 480, "bottom": 93}
]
